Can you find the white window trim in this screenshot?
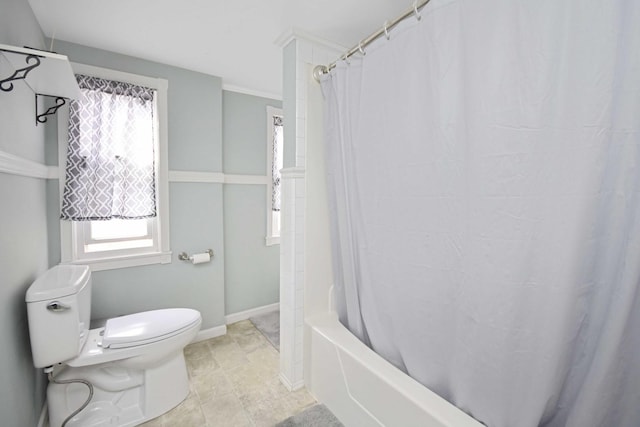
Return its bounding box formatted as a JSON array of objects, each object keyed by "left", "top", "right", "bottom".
[
  {"left": 58, "top": 63, "right": 171, "bottom": 271},
  {"left": 266, "top": 105, "right": 283, "bottom": 246}
]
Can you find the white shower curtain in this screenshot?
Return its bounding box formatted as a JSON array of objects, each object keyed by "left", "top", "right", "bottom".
[{"left": 320, "top": 1, "right": 640, "bottom": 426}]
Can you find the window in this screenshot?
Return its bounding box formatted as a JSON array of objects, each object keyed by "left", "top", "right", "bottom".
[
  {"left": 58, "top": 63, "right": 170, "bottom": 271},
  {"left": 266, "top": 106, "right": 283, "bottom": 246}
]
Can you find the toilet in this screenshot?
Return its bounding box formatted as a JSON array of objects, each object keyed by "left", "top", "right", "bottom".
[{"left": 25, "top": 264, "right": 202, "bottom": 427}]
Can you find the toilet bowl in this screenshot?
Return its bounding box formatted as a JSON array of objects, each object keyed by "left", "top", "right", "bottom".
[{"left": 26, "top": 265, "right": 202, "bottom": 427}]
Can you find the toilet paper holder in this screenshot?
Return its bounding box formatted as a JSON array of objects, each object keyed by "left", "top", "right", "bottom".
[{"left": 178, "top": 249, "right": 214, "bottom": 261}]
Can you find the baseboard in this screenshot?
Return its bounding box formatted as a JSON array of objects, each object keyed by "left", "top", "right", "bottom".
[
  {"left": 225, "top": 302, "right": 279, "bottom": 325},
  {"left": 279, "top": 372, "right": 305, "bottom": 392},
  {"left": 192, "top": 324, "right": 227, "bottom": 343},
  {"left": 37, "top": 401, "right": 48, "bottom": 427},
  {"left": 191, "top": 302, "right": 280, "bottom": 343}
]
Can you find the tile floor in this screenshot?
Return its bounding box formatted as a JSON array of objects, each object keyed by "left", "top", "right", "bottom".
[{"left": 140, "top": 320, "right": 316, "bottom": 427}]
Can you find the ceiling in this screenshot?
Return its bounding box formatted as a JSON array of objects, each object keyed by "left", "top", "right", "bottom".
[{"left": 27, "top": 0, "right": 411, "bottom": 98}]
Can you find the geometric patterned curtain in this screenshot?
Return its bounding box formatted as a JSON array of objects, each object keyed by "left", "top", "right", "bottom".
[
  {"left": 271, "top": 115, "right": 283, "bottom": 212},
  {"left": 61, "top": 74, "right": 157, "bottom": 221}
]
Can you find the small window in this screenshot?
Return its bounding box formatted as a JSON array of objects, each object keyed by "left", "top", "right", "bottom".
[
  {"left": 79, "top": 218, "right": 155, "bottom": 254},
  {"left": 59, "top": 64, "right": 170, "bottom": 271},
  {"left": 266, "top": 106, "right": 283, "bottom": 246}
]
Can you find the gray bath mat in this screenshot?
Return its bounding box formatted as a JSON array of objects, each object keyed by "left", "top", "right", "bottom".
[
  {"left": 249, "top": 310, "right": 280, "bottom": 350},
  {"left": 275, "top": 404, "right": 343, "bottom": 427}
]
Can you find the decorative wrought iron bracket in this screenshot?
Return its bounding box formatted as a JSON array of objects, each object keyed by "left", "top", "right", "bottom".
[
  {"left": 1, "top": 44, "right": 79, "bottom": 126},
  {"left": 35, "top": 94, "right": 67, "bottom": 125},
  {"left": 0, "top": 52, "right": 41, "bottom": 92}
]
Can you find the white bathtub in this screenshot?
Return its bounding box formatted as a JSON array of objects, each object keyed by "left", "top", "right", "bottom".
[{"left": 306, "top": 312, "right": 484, "bottom": 427}]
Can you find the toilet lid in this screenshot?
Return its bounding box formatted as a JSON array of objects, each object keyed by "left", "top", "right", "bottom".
[{"left": 102, "top": 308, "right": 201, "bottom": 349}]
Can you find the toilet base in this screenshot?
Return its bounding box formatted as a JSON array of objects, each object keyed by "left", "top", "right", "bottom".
[{"left": 47, "top": 351, "right": 190, "bottom": 427}]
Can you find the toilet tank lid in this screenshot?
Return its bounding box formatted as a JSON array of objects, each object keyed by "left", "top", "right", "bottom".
[{"left": 26, "top": 265, "right": 90, "bottom": 302}]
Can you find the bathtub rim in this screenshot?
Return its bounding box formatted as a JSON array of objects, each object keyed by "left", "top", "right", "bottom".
[{"left": 306, "top": 311, "right": 484, "bottom": 427}]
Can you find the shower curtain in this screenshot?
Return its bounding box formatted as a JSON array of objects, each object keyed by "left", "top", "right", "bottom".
[{"left": 320, "top": 1, "right": 640, "bottom": 426}]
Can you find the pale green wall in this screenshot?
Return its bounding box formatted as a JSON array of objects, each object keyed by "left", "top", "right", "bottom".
[
  {"left": 47, "top": 41, "right": 227, "bottom": 329},
  {"left": 89, "top": 183, "right": 224, "bottom": 321},
  {"left": 46, "top": 44, "right": 283, "bottom": 324},
  {"left": 224, "top": 91, "right": 276, "bottom": 175},
  {"left": 223, "top": 91, "right": 281, "bottom": 313},
  {"left": 0, "top": 0, "right": 51, "bottom": 425}
]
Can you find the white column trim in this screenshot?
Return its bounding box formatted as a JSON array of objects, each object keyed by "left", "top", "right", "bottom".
[
  {"left": 281, "top": 166, "right": 306, "bottom": 179},
  {"left": 274, "top": 27, "right": 347, "bottom": 53},
  {"left": 279, "top": 372, "right": 305, "bottom": 392}
]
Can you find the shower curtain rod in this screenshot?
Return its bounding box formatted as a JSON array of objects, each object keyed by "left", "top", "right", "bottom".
[{"left": 313, "top": 0, "right": 432, "bottom": 82}]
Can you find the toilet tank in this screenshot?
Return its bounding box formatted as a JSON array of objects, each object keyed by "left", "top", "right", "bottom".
[{"left": 26, "top": 265, "right": 92, "bottom": 368}]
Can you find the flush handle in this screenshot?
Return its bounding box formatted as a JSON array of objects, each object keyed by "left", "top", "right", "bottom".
[{"left": 47, "top": 301, "right": 71, "bottom": 312}]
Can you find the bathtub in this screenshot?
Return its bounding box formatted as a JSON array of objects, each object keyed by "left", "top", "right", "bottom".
[{"left": 306, "top": 312, "right": 484, "bottom": 427}]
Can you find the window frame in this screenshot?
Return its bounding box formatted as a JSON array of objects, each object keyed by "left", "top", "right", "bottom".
[
  {"left": 58, "top": 63, "right": 171, "bottom": 271},
  {"left": 265, "top": 105, "right": 283, "bottom": 246}
]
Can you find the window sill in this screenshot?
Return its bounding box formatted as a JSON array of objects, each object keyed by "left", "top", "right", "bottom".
[
  {"left": 67, "top": 251, "right": 172, "bottom": 271},
  {"left": 266, "top": 236, "right": 280, "bottom": 246}
]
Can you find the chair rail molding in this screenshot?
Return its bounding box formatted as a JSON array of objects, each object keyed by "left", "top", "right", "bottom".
[{"left": 0, "top": 149, "right": 52, "bottom": 179}]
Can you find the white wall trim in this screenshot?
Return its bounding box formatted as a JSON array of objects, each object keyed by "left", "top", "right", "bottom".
[
  {"left": 274, "top": 27, "right": 347, "bottom": 54},
  {"left": 265, "top": 236, "right": 280, "bottom": 246},
  {"left": 225, "top": 174, "right": 269, "bottom": 185},
  {"left": 0, "top": 155, "right": 270, "bottom": 187},
  {"left": 169, "top": 170, "right": 225, "bottom": 183},
  {"left": 0, "top": 149, "right": 50, "bottom": 179},
  {"left": 281, "top": 166, "right": 306, "bottom": 179},
  {"left": 193, "top": 301, "right": 280, "bottom": 343},
  {"left": 64, "top": 251, "right": 172, "bottom": 272},
  {"left": 225, "top": 302, "right": 279, "bottom": 325},
  {"left": 193, "top": 324, "right": 227, "bottom": 343},
  {"left": 168, "top": 170, "right": 269, "bottom": 185},
  {"left": 47, "top": 165, "right": 59, "bottom": 179},
  {"left": 72, "top": 62, "right": 168, "bottom": 92},
  {"left": 223, "top": 83, "right": 282, "bottom": 102}
]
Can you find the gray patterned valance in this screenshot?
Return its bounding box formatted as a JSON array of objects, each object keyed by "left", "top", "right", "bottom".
[{"left": 60, "top": 74, "right": 157, "bottom": 221}]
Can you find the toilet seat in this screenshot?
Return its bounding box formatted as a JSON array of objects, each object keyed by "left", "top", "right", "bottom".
[
  {"left": 103, "top": 308, "right": 201, "bottom": 349},
  {"left": 67, "top": 308, "right": 202, "bottom": 368}
]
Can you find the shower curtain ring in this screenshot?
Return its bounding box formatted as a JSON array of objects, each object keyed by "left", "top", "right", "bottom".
[
  {"left": 358, "top": 42, "right": 366, "bottom": 56},
  {"left": 383, "top": 21, "right": 391, "bottom": 40},
  {"left": 342, "top": 53, "right": 351, "bottom": 65},
  {"left": 413, "top": 1, "right": 422, "bottom": 21}
]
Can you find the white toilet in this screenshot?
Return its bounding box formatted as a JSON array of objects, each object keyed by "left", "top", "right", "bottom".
[{"left": 26, "top": 264, "right": 202, "bottom": 427}]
